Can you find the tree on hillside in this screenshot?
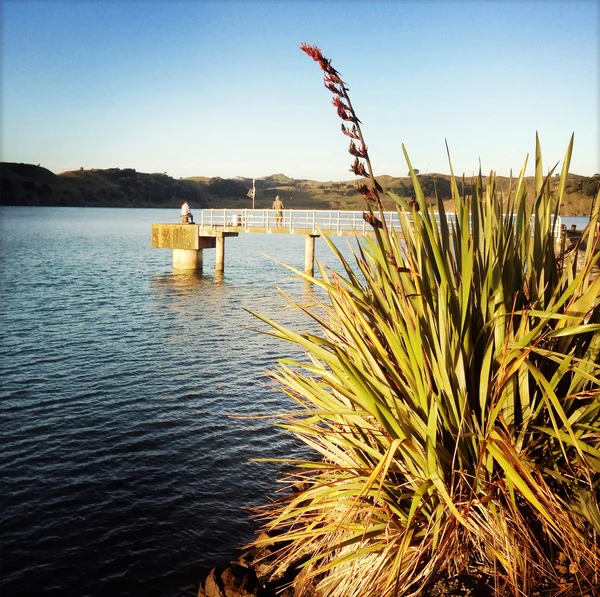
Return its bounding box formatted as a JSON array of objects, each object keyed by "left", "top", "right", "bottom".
[
  {"left": 582, "top": 175, "right": 600, "bottom": 196},
  {"left": 207, "top": 177, "right": 247, "bottom": 198}
]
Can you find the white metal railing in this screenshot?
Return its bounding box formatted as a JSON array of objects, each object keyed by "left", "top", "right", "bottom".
[
  {"left": 197, "top": 208, "right": 409, "bottom": 235},
  {"left": 195, "top": 209, "right": 562, "bottom": 240}
]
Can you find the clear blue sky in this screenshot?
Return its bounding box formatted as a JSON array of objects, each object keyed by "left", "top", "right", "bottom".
[{"left": 1, "top": 0, "right": 598, "bottom": 181}]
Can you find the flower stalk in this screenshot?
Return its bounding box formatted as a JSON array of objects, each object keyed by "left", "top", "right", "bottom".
[{"left": 300, "top": 43, "right": 387, "bottom": 230}]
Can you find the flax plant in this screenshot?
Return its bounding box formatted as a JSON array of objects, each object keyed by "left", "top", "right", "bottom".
[{"left": 250, "top": 45, "right": 600, "bottom": 596}]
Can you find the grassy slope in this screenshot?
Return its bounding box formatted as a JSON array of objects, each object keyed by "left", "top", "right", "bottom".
[
  {"left": 211, "top": 172, "right": 598, "bottom": 215},
  {"left": 1, "top": 162, "right": 597, "bottom": 215}
]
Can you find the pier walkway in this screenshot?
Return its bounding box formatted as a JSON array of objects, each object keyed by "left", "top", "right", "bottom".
[
  {"left": 152, "top": 208, "right": 408, "bottom": 274},
  {"left": 152, "top": 208, "right": 563, "bottom": 275}
]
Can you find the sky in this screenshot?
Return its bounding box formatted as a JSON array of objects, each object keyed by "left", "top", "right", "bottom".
[{"left": 1, "top": 0, "right": 599, "bottom": 181}]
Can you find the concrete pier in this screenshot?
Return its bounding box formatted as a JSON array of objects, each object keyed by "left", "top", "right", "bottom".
[
  {"left": 152, "top": 224, "right": 238, "bottom": 272},
  {"left": 152, "top": 221, "right": 322, "bottom": 276},
  {"left": 153, "top": 210, "right": 566, "bottom": 280},
  {"left": 305, "top": 235, "right": 317, "bottom": 276},
  {"left": 216, "top": 236, "right": 225, "bottom": 272},
  {"left": 173, "top": 249, "right": 203, "bottom": 270}
]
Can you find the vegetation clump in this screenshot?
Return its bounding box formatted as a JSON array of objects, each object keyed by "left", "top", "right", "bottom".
[{"left": 250, "top": 45, "right": 600, "bottom": 597}]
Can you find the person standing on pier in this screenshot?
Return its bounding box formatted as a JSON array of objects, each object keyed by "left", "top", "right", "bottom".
[
  {"left": 180, "top": 200, "right": 194, "bottom": 224},
  {"left": 273, "top": 196, "right": 284, "bottom": 228}
]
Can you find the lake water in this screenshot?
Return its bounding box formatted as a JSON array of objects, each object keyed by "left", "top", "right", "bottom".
[
  {"left": 0, "top": 207, "right": 352, "bottom": 597},
  {"left": 0, "top": 207, "right": 588, "bottom": 597}
]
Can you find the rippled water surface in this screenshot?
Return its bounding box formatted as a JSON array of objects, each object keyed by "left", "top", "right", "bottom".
[{"left": 0, "top": 207, "right": 353, "bottom": 597}]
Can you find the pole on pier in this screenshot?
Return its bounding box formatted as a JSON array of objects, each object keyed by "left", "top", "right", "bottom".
[
  {"left": 216, "top": 236, "right": 225, "bottom": 272},
  {"left": 304, "top": 235, "right": 316, "bottom": 277}
]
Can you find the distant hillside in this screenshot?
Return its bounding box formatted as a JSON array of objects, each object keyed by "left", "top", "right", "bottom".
[
  {"left": 1, "top": 162, "right": 598, "bottom": 215},
  {"left": 0, "top": 164, "right": 211, "bottom": 208},
  {"left": 210, "top": 171, "right": 599, "bottom": 215}
]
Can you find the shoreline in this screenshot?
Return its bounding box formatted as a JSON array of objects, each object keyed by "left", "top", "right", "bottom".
[{"left": 0, "top": 204, "right": 595, "bottom": 221}]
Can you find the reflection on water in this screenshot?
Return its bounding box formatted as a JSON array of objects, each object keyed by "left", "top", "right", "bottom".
[
  {"left": 151, "top": 270, "right": 224, "bottom": 293},
  {"left": 213, "top": 270, "right": 225, "bottom": 286}
]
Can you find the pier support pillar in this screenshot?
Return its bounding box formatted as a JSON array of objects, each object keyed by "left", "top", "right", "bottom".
[
  {"left": 304, "top": 235, "right": 316, "bottom": 277},
  {"left": 173, "top": 249, "right": 203, "bottom": 270},
  {"left": 216, "top": 236, "right": 225, "bottom": 273}
]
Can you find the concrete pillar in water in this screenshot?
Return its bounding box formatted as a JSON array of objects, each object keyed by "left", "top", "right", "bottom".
[
  {"left": 216, "top": 236, "right": 225, "bottom": 272},
  {"left": 305, "top": 235, "right": 317, "bottom": 277},
  {"left": 173, "top": 248, "right": 202, "bottom": 270}
]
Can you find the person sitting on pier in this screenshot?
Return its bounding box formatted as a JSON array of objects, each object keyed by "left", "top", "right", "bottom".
[
  {"left": 180, "top": 201, "right": 194, "bottom": 224},
  {"left": 273, "top": 195, "right": 284, "bottom": 228}
]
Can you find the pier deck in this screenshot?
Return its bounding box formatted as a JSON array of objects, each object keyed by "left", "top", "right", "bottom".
[{"left": 152, "top": 208, "right": 563, "bottom": 275}]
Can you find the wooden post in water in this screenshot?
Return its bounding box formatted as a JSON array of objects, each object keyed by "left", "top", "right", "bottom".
[{"left": 305, "top": 235, "right": 317, "bottom": 277}]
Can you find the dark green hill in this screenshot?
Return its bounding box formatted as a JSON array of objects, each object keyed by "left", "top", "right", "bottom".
[
  {"left": 0, "top": 164, "right": 213, "bottom": 208},
  {"left": 1, "top": 162, "right": 598, "bottom": 215}
]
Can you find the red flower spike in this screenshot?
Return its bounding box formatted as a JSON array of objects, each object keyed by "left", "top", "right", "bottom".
[
  {"left": 337, "top": 105, "right": 353, "bottom": 121},
  {"left": 301, "top": 44, "right": 372, "bottom": 184},
  {"left": 356, "top": 184, "right": 377, "bottom": 202},
  {"left": 331, "top": 96, "right": 342, "bottom": 108},
  {"left": 300, "top": 43, "right": 324, "bottom": 63},
  {"left": 357, "top": 163, "right": 369, "bottom": 177},
  {"left": 318, "top": 59, "right": 334, "bottom": 73},
  {"left": 324, "top": 73, "right": 343, "bottom": 86},
  {"left": 362, "top": 211, "right": 383, "bottom": 229},
  {"left": 300, "top": 44, "right": 341, "bottom": 79},
  {"left": 349, "top": 141, "right": 368, "bottom": 159},
  {"left": 357, "top": 184, "right": 378, "bottom": 202},
  {"left": 341, "top": 124, "right": 360, "bottom": 139},
  {"left": 350, "top": 158, "right": 370, "bottom": 178},
  {"left": 325, "top": 81, "right": 342, "bottom": 94}
]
